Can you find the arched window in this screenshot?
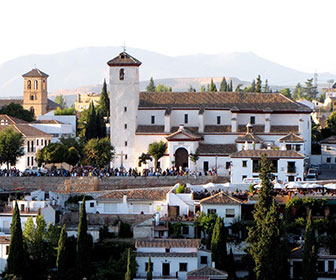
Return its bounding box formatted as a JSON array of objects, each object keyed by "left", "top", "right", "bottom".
[
  {"left": 119, "top": 68, "right": 125, "bottom": 80},
  {"left": 34, "top": 80, "right": 38, "bottom": 90},
  {"left": 30, "top": 107, "right": 34, "bottom": 115},
  {"left": 30, "top": 95, "right": 34, "bottom": 101},
  {"left": 27, "top": 80, "right": 31, "bottom": 90},
  {"left": 42, "top": 80, "right": 46, "bottom": 90}
]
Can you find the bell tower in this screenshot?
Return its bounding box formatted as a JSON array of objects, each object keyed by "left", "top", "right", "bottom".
[
  {"left": 22, "top": 68, "right": 49, "bottom": 118},
  {"left": 107, "top": 51, "right": 142, "bottom": 169}
]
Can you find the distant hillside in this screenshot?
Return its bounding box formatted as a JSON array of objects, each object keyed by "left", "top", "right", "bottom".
[{"left": 1, "top": 46, "right": 335, "bottom": 98}]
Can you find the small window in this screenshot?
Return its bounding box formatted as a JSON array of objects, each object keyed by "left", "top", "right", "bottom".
[
  {"left": 124, "top": 123, "right": 127, "bottom": 129},
  {"left": 151, "top": 116, "right": 155, "bottom": 124},
  {"left": 42, "top": 80, "right": 46, "bottom": 90},
  {"left": 36, "top": 139, "right": 39, "bottom": 146},
  {"left": 242, "top": 175, "right": 247, "bottom": 180},
  {"left": 286, "top": 144, "right": 291, "bottom": 151},
  {"left": 328, "top": 261, "right": 334, "bottom": 272},
  {"left": 119, "top": 68, "right": 125, "bottom": 80},
  {"left": 295, "top": 145, "right": 300, "bottom": 151},
  {"left": 217, "top": 116, "right": 221, "bottom": 125},
  {"left": 27, "top": 157, "right": 30, "bottom": 166},
  {"left": 207, "top": 209, "right": 216, "bottom": 214},
  {"left": 242, "top": 160, "right": 247, "bottom": 167},
  {"left": 184, "top": 114, "right": 188, "bottom": 124},
  {"left": 125, "top": 141, "right": 128, "bottom": 147},
  {"left": 226, "top": 162, "right": 230, "bottom": 169},
  {"left": 124, "top": 107, "right": 127, "bottom": 112},
  {"left": 179, "top": 263, "right": 187, "bottom": 272},
  {"left": 250, "top": 116, "right": 255, "bottom": 124},
  {"left": 27, "top": 80, "right": 31, "bottom": 90},
  {"left": 34, "top": 80, "right": 38, "bottom": 90},
  {"left": 30, "top": 95, "right": 34, "bottom": 101},
  {"left": 182, "top": 225, "right": 189, "bottom": 235},
  {"left": 90, "top": 202, "right": 94, "bottom": 208},
  {"left": 125, "top": 154, "right": 128, "bottom": 160},
  {"left": 30, "top": 107, "right": 34, "bottom": 115},
  {"left": 201, "top": 256, "right": 208, "bottom": 265},
  {"left": 226, "top": 209, "right": 235, "bottom": 218},
  {"left": 165, "top": 248, "right": 170, "bottom": 253},
  {"left": 5, "top": 245, "right": 9, "bottom": 256},
  {"left": 327, "top": 157, "right": 331, "bottom": 163}
]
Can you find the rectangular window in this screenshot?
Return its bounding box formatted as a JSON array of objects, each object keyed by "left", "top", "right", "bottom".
[
  {"left": 295, "top": 145, "right": 300, "bottom": 151},
  {"left": 125, "top": 154, "right": 128, "bottom": 160},
  {"left": 48, "top": 140, "right": 51, "bottom": 145},
  {"left": 27, "top": 141, "right": 30, "bottom": 153},
  {"left": 182, "top": 225, "right": 189, "bottom": 235},
  {"left": 184, "top": 114, "right": 188, "bottom": 124},
  {"left": 250, "top": 116, "right": 255, "bottom": 124},
  {"left": 124, "top": 107, "right": 127, "bottom": 112},
  {"left": 217, "top": 116, "right": 221, "bottom": 125},
  {"left": 165, "top": 248, "right": 170, "bottom": 253},
  {"left": 242, "top": 160, "right": 247, "bottom": 167},
  {"left": 287, "top": 162, "right": 296, "bottom": 173},
  {"left": 151, "top": 115, "right": 155, "bottom": 124},
  {"left": 328, "top": 261, "right": 334, "bottom": 272},
  {"left": 207, "top": 209, "right": 216, "bottom": 214},
  {"left": 226, "top": 209, "right": 235, "bottom": 218},
  {"left": 179, "top": 263, "right": 188, "bottom": 272},
  {"left": 203, "top": 161, "right": 209, "bottom": 172},
  {"left": 286, "top": 144, "right": 291, "bottom": 151},
  {"left": 90, "top": 202, "right": 94, "bottom": 208},
  {"left": 125, "top": 141, "right": 127, "bottom": 147},
  {"left": 5, "top": 245, "right": 9, "bottom": 256},
  {"left": 31, "top": 156, "right": 34, "bottom": 165},
  {"left": 242, "top": 175, "right": 247, "bottom": 181},
  {"left": 226, "top": 162, "right": 230, "bottom": 169},
  {"left": 201, "top": 256, "right": 208, "bottom": 265},
  {"left": 252, "top": 159, "right": 261, "bottom": 173},
  {"left": 124, "top": 123, "right": 127, "bottom": 129},
  {"left": 36, "top": 139, "right": 39, "bottom": 146},
  {"left": 41, "top": 139, "right": 44, "bottom": 146},
  {"left": 27, "top": 157, "right": 30, "bottom": 166},
  {"left": 327, "top": 157, "right": 331, "bottom": 163}
]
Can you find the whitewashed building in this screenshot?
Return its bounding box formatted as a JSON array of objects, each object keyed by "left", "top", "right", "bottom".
[
  {"left": 320, "top": 135, "right": 336, "bottom": 165},
  {"left": 107, "top": 51, "right": 312, "bottom": 177},
  {"left": 134, "top": 239, "right": 212, "bottom": 280},
  {"left": 0, "top": 236, "right": 10, "bottom": 273}
]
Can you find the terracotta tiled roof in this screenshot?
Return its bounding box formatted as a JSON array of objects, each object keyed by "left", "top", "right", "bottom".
[
  {"left": 187, "top": 266, "right": 228, "bottom": 277},
  {"left": 138, "top": 92, "right": 312, "bottom": 112},
  {"left": 0, "top": 99, "right": 23, "bottom": 108},
  {"left": 107, "top": 52, "right": 142, "bottom": 67},
  {"left": 200, "top": 192, "right": 243, "bottom": 205},
  {"left": 235, "top": 133, "right": 263, "bottom": 143},
  {"left": 321, "top": 135, "right": 336, "bottom": 144},
  {"left": 230, "top": 149, "right": 304, "bottom": 158},
  {"left": 197, "top": 143, "right": 237, "bottom": 155},
  {"left": 22, "top": 68, "right": 49, "bottom": 77},
  {"left": 270, "top": 125, "right": 299, "bottom": 133},
  {"left": 135, "top": 239, "right": 201, "bottom": 248},
  {"left": 171, "top": 126, "right": 199, "bottom": 134},
  {"left": 238, "top": 125, "right": 265, "bottom": 133},
  {"left": 204, "top": 125, "right": 231, "bottom": 133},
  {"left": 136, "top": 125, "right": 164, "bottom": 133},
  {"left": 34, "top": 120, "right": 63, "bottom": 124},
  {"left": 96, "top": 188, "right": 170, "bottom": 201},
  {"left": 0, "top": 115, "right": 28, "bottom": 124},
  {"left": 0, "top": 236, "right": 10, "bottom": 244},
  {"left": 167, "top": 126, "right": 202, "bottom": 140},
  {"left": 278, "top": 133, "right": 304, "bottom": 143},
  {"left": 137, "top": 252, "right": 197, "bottom": 258}
]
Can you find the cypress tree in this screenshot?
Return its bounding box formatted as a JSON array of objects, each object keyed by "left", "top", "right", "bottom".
[
  {"left": 99, "top": 79, "right": 110, "bottom": 118},
  {"left": 85, "top": 101, "right": 97, "bottom": 140},
  {"left": 303, "top": 210, "right": 317, "bottom": 280},
  {"left": 146, "top": 256, "right": 152, "bottom": 280},
  {"left": 211, "top": 216, "right": 227, "bottom": 270},
  {"left": 219, "top": 77, "right": 227, "bottom": 91},
  {"left": 251, "top": 79, "right": 256, "bottom": 92},
  {"left": 77, "top": 198, "right": 92, "bottom": 279},
  {"left": 146, "top": 77, "right": 155, "bottom": 92},
  {"left": 210, "top": 78, "right": 217, "bottom": 92},
  {"left": 125, "top": 247, "right": 132, "bottom": 280},
  {"left": 6, "top": 201, "right": 25, "bottom": 277},
  {"left": 229, "top": 80, "right": 233, "bottom": 92},
  {"left": 256, "top": 75, "right": 262, "bottom": 93},
  {"left": 56, "top": 225, "right": 67, "bottom": 273}
]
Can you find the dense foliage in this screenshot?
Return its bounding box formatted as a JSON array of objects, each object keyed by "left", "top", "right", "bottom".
[
  {"left": 0, "top": 103, "right": 34, "bottom": 122},
  {"left": 0, "top": 127, "right": 24, "bottom": 170}
]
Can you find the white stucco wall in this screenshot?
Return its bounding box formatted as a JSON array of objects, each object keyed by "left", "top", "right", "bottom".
[{"left": 201, "top": 204, "right": 241, "bottom": 226}]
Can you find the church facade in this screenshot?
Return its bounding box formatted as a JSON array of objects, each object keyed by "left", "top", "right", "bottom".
[{"left": 108, "top": 52, "right": 312, "bottom": 181}]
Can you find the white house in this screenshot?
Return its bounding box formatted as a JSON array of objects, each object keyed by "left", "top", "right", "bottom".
[
  {"left": 134, "top": 239, "right": 212, "bottom": 280},
  {"left": 200, "top": 192, "right": 243, "bottom": 226},
  {"left": 230, "top": 149, "right": 305, "bottom": 184},
  {"left": 320, "top": 135, "right": 336, "bottom": 165},
  {"left": 107, "top": 51, "right": 312, "bottom": 175},
  {"left": 0, "top": 236, "right": 10, "bottom": 273}
]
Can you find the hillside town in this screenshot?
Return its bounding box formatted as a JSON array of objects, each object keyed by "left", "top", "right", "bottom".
[{"left": 0, "top": 49, "right": 336, "bottom": 280}]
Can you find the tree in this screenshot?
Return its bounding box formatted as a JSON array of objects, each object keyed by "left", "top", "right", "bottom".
[
  {"left": 263, "top": 79, "right": 270, "bottom": 92},
  {"left": 124, "top": 248, "right": 132, "bottom": 280},
  {"left": 77, "top": 198, "right": 92, "bottom": 279},
  {"left": 302, "top": 210, "right": 317, "bottom": 280},
  {"left": 138, "top": 153, "right": 152, "bottom": 167},
  {"left": 280, "top": 88, "right": 292, "bottom": 98},
  {"left": 146, "top": 77, "right": 155, "bottom": 92},
  {"left": 56, "top": 225, "right": 67, "bottom": 275},
  {"left": 235, "top": 84, "right": 243, "bottom": 92},
  {"left": 85, "top": 101, "right": 98, "bottom": 140},
  {"left": 99, "top": 79, "right": 110, "bottom": 118},
  {"left": 0, "top": 103, "right": 34, "bottom": 122},
  {"left": 6, "top": 201, "right": 25, "bottom": 277},
  {"left": 36, "top": 142, "right": 67, "bottom": 166},
  {"left": 84, "top": 137, "right": 114, "bottom": 168},
  {"left": 96, "top": 110, "right": 106, "bottom": 138},
  {"left": 256, "top": 75, "right": 262, "bottom": 93},
  {"left": 209, "top": 78, "right": 217, "bottom": 92},
  {"left": 66, "top": 147, "right": 80, "bottom": 167},
  {"left": 54, "top": 107, "right": 76, "bottom": 115},
  {"left": 188, "top": 85, "right": 196, "bottom": 92},
  {"left": 155, "top": 84, "right": 172, "bottom": 92},
  {"left": 245, "top": 79, "right": 256, "bottom": 92},
  {"left": 227, "top": 248, "right": 237, "bottom": 279},
  {"left": 292, "top": 83, "right": 303, "bottom": 100},
  {"left": 146, "top": 257, "right": 152, "bottom": 280},
  {"left": 189, "top": 149, "right": 199, "bottom": 173},
  {"left": 0, "top": 127, "right": 24, "bottom": 170},
  {"left": 229, "top": 80, "right": 233, "bottom": 92},
  {"left": 54, "top": 95, "right": 67, "bottom": 108},
  {"left": 211, "top": 217, "right": 227, "bottom": 270},
  {"left": 200, "top": 85, "right": 206, "bottom": 92},
  {"left": 194, "top": 212, "right": 218, "bottom": 249},
  {"left": 326, "top": 112, "right": 336, "bottom": 135},
  {"left": 148, "top": 141, "right": 167, "bottom": 170},
  {"left": 220, "top": 77, "right": 227, "bottom": 91},
  {"left": 303, "top": 78, "right": 318, "bottom": 101}
]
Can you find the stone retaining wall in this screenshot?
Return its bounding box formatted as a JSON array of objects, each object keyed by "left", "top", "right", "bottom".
[{"left": 0, "top": 176, "right": 229, "bottom": 193}]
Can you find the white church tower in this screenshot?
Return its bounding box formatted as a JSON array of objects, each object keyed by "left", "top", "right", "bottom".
[{"left": 107, "top": 51, "right": 142, "bottom": 169}]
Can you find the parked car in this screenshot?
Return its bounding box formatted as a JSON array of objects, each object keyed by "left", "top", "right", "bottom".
[
  {"left": 308, "top": 168, "right": 319, "bottom": 179},
  {"left": 305, "top": 174, "right": 317, "bottom": 181},
  {"left": 310, "top": 165, "right": 321, "bottom": 175}
]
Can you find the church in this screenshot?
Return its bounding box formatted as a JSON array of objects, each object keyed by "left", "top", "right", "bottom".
[{"left": 107, "top": 51, "right": 312, "bottom": 182}]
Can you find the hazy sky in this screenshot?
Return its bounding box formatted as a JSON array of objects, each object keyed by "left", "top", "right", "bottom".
[{"left": 1, "top": 0, "right": 336, "bottom": 74}]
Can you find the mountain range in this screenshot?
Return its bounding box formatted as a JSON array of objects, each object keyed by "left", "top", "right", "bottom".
[{"left": 0, "top": 46, "right": 335, "bottom": 98}]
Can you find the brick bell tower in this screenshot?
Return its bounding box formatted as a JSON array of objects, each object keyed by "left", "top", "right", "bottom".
[{"left": 22, "top": 68, "right": 49, "bottom": 118}]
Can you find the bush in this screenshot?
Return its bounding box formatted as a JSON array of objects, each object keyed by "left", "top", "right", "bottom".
[
  {"left": 119, "top": 221, "right": 133, "bottom": 238},
  {"left": 176, "top": 184, "right": 186, "bottom": 194}
]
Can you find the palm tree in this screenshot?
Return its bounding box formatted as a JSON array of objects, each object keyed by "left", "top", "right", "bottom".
[
  {"left": 148, "top": 141, "right": 167, "bottom": 170},
  {"left": 189, "top": 149, "right": 200, "bottom": 174},
  {"left": 138, "top": 153, "right": 152, "bottom": 167}
]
